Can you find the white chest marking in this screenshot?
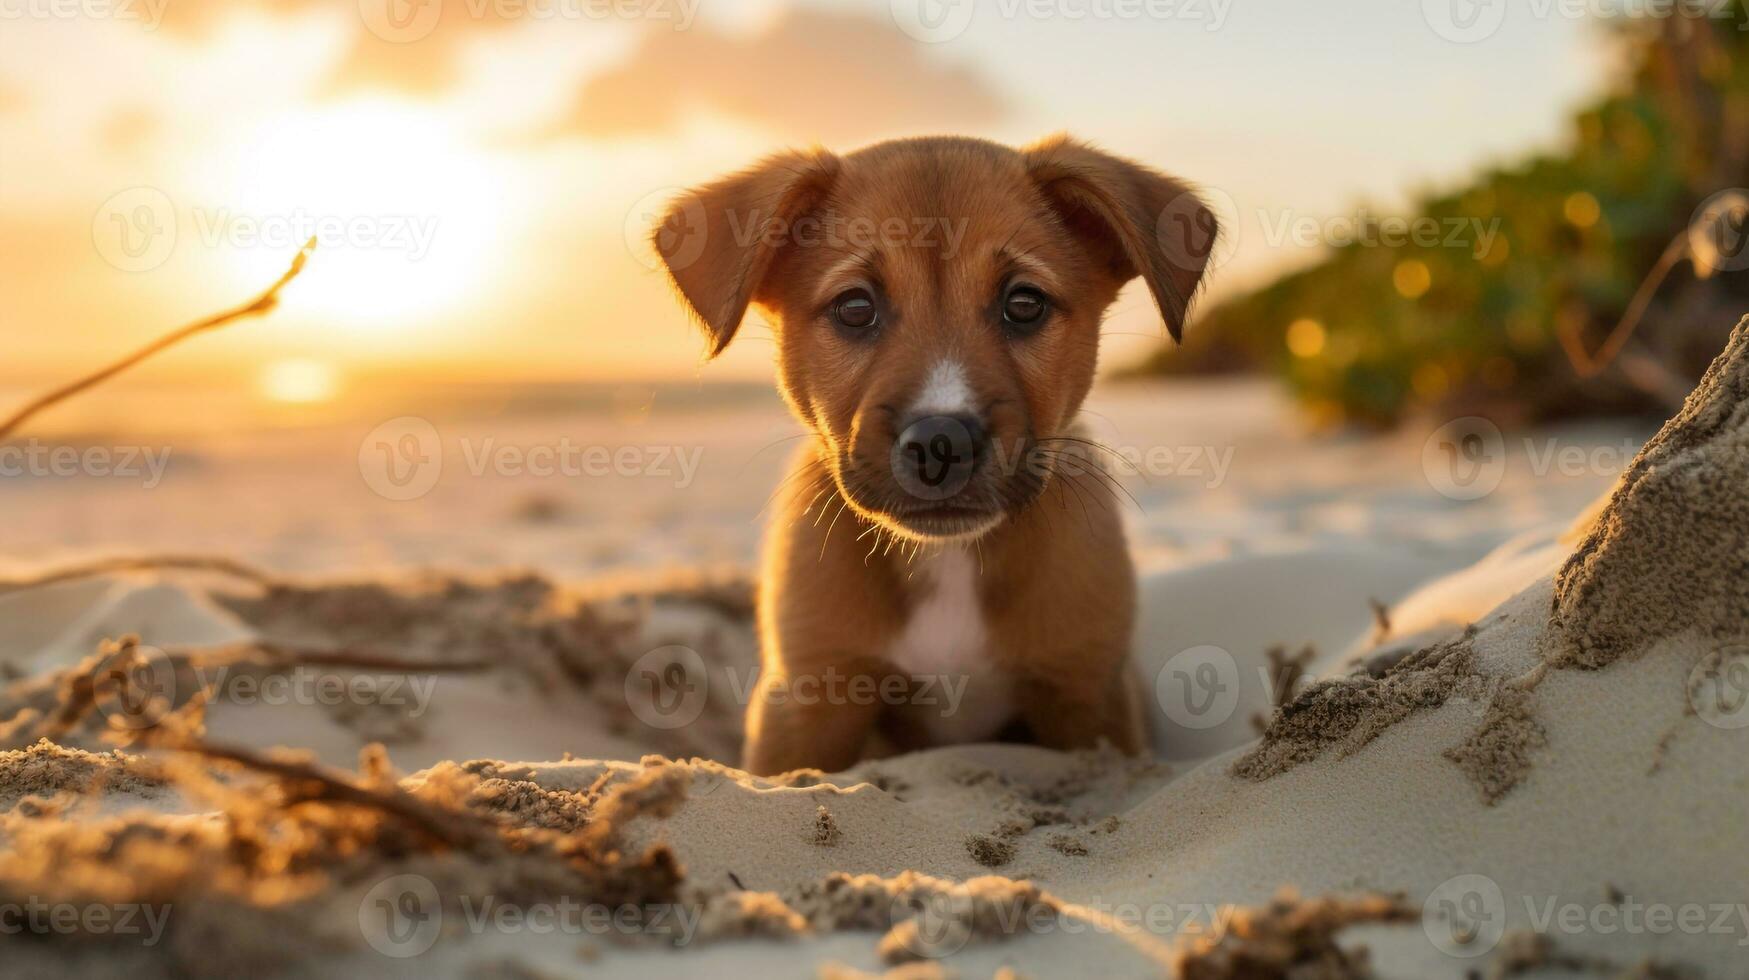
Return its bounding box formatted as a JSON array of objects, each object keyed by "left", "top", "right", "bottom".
[{"left": 887, "top": 547, "right": 1015, "bottom": 743}]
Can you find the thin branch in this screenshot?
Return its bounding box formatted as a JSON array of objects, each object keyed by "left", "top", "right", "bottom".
[
  {"left": 0, "top": 554, "right": 278, "bottom": 597},
  {"left": 0, "top": 237, "right": 317, "bottom": 443},
  {"left": 190, "top": 639, "right": 496, "bottom": 675},
  {"left": 164, "top": 738, "right": 497, "bottom": 851},
  {"left": 1558, "top": 231, "right": 1689, "bottom": 381}
]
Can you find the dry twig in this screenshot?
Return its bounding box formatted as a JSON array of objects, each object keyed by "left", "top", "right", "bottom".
[
  {"left": 0, "top": 237, "right": 316, "bottom": 443},
  {"left": 0, "top": 554, "right": 278, "bottom": 597}
]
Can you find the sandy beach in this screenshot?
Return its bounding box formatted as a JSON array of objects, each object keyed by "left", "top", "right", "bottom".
[{"left": 9, "top": 323, "right": 1742, "bottom": 978}]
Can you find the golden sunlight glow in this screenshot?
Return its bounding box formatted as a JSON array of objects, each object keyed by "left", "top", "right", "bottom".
[
  {"left": 259, "top": 358, "right": 341, "bottom": 404},
  {"left": 1563, "top": 191, "right": 1601, "bottom": 229},
  {"left": 1286, "top": 318, "right": 1327, "bottom": 359},
  {"left": 1411, "top": 362, "right": 1450, "bottom": 401},
  {"left": 204, "top": 102, "right": 507, "bottom": 334},
  {"left": 1392, "top": 259, "right": 1432, "bottom": 299}
]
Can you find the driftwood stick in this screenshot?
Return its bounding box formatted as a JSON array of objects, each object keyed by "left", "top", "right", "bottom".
[
  {"left": 0, "top": 554, "right": 279, "bottom": 596},
  {"left": 0, "top": 237, "right": 316, "bottom": 443},
  {"left": 164, "top": 738, "right": 497, "bottom": 851}
]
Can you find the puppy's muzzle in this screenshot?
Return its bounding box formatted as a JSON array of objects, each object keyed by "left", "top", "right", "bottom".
[{"left": 891, "top": 413, "right": 986, "bottom": 502}]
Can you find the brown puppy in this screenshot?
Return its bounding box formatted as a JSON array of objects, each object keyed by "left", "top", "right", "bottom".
[{"left": 651, "top": 136, "right": 1217, "bottom": 775}]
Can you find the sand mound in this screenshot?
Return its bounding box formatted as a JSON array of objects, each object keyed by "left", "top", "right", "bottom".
[
  {"left": 0, "top": 739, "right": 166, "bottom": 810},
  {"left": 1236, "top": 316, "right": 1749, "bottom": 806},
  {"left": 1550, "top": 316, "right": 1749, "bottom": 668},
  {"left": 1231, "top": 630, "right": 1482, "bottom": 782}
]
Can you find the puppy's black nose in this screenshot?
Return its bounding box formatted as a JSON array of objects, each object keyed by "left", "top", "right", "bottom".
[{"left": 893, "top": 414, "right": 986, "bottom": 499}]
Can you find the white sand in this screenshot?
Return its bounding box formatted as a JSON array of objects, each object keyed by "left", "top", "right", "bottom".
[{"left": 6, "top": 356, "right": 1741, "bottom": 977}]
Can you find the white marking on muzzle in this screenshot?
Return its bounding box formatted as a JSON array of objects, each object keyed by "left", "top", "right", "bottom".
[{"left": 910, "top": 360, "right": 974, "bottom": 417}]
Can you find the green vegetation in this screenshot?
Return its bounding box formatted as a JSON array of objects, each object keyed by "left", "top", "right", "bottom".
[{"left": 1137, "top": 7, "right": 1749, "bottom": 428}]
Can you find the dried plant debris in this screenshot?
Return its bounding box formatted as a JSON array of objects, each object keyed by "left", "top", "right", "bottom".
[
  {"left": 1174, "top": 889, "right": 1415, "bottom": 980},
  {"left": 0, "top": 635, "right": 479, "bottom": 754},
  {"left": 280, "top": 569, "right": 752, "bottom": 764},
  {"left": 0, "top": 739, "right": 691, "bottom": 978},
  {"left": 1549, "top": 315, "right": 1749, "bottom": 669},
  {"left": 2, "top": 565, "right": 760, "bottom": 762}
]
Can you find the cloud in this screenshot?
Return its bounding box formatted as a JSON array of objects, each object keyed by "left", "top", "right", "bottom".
[
  {"left": 101, "top": 107, "right": 160, "bottom": 153},
  {"left": 0, "top": 81, "right": 25, "bottom": 116},
  {"left": 151, "top": 0, "right": 323, "bottom": 37},
  {"left": 151, "top": 0, "right": 522, "bottom": 97},
  {"left": 318, "top": 0, "right": 529, "bottom": 98},
  {"left": 548, "top": 8, "right": 1005, "bottom": 144}
]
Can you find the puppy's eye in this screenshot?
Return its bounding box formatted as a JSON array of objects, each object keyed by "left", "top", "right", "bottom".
[
  {"left": 831, "top": 288, "right": 880, "bottom": 335},
  {"left": 1002, "top": 286, "right": 1049, "bottom": 331}
]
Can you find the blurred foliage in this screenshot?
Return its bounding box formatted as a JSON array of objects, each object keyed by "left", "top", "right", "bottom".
[{"left": 1136, "top": 5, "right": 1749, "bottom": 428}]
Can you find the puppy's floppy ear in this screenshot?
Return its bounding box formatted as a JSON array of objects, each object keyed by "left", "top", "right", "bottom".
[
  {"left": 650, "top": 149, "right": 840, "bottom": 358},
  {"left": 1022, "top": 135, "right": 1218, "bottom": 344}
]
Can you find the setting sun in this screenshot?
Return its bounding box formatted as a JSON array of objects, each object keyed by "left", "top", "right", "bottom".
[
  {"left": 203, "top": 102, "right": 508, "bottom": 333},
  {"left": 258, "top": 357, "right": 341, "bottom": 404}
]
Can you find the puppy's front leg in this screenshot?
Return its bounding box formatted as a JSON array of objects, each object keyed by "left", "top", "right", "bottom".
[
  {"left": 742, "top": 666, "right": 882, "bottom": 775},
  {"left": 1016, "top": 659, "right": 1146, "bottom": 754},
  {"left": 742, "top": 454, "right": 897, "bottom": 776}
]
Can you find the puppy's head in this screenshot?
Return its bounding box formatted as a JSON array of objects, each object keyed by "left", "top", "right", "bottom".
[{"left": 652, "top": 135, "right": 1217, "bottom": 541}]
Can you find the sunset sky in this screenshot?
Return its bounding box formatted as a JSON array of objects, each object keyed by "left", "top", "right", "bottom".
[{"left": 0, "top": 0, "right": 1606, "bottom": 405}]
